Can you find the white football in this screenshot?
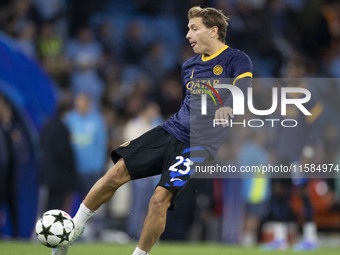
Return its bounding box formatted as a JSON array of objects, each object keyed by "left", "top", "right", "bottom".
[{"left": 35, "top": 209, "right": 75, "bottom": 248}]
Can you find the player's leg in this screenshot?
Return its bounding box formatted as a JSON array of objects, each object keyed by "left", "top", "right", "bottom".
[
  {"left": 135, "top": 186, "right": 174, "bottom": 254},
  {"left": 131, "top": 141, "right": 212, "bottom": 255},
  {"left": 53, "top": 127, "right": 167, "bottom": 255},
  {"left": 261, "top": 179, "right": 292, "bottom": 250},
  {"left": 73, "top": 158, "right": 130, "bottom": 226},
  {"left": 51, "top": 158, "right": 130, "bottom": 255},
  {"left": 293, "top": 182, "right": 318, "bottom": 251}
]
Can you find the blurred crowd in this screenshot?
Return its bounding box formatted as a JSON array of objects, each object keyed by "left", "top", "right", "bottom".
[{"left": 1, "top": 0, "right": 340, "bottom": 246}]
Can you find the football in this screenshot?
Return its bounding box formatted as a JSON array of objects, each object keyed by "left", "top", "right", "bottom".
[{"left": 35, "top": 209, "right": 75, "bottom": 248}]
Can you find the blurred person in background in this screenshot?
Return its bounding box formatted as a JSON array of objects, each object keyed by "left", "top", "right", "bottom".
[
  {"left": 37, "top": 21, "right": 69, "bottom": 87},
  {"left": 123, "top": 21, "right": 147, "bottom": 66},
  {"left": 123, "top": 78, "right": 151, "bottom": 119},
  {"left": 0, "top": 95, "right": 18, "bottom": 238},
  {"left": 263, "top": 57, "right": 323, "bottom": 251},
  {"left": 64, "top": 93, "right": 107, "bottom": 198},
  {"left": 142, "top": 42, "right": 169, "bottom": 88},
  {"left": 66, "top": 26, "right": 105, "bottom": 109},
  {"left": 31, "top": 0, "right": 68, "bottom": 40},
  {"left": 64, "top": 93, "right": 107, "bottom": 240},
  {"left": 4, "top": 0, "right": 39, "bottom": 37},
  {"left": 16, "top": 20, "right": 37, "bottom": 58},
  {"left": 156, "top": 76, "right": 182, "bottom": 119},
  {"left": 39, "top": 96, "right": 76, "bottom": 213},
  {"left": 238, "top": 130, "right": 271, "bottom": 246},
  {"left": 123, "top": 102, "right": 162, "bottom": 240},
  {"left": 0, "top": 95, "right": 30, "bottom": 238},
  {"left": 96, "top": 20, "right": 117, "bottom": 57}
]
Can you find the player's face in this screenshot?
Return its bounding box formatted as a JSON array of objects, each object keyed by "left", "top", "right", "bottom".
[
  {"left": 75, "top": 94, "right": 90, "bottom": 115},
  {"left": 186, "top": 17, "right": 214, "bottom": 55}
]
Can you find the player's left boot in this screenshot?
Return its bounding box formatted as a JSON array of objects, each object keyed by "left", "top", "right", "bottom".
[
  {"left": 261, "top": 239, "right": 289, "bottom": 251},
  {"left": 293, "top": 240, "right": 318, "bottom": 251},
  {"left": 51, "top": 226, "right": 85, "bottom": 255}
]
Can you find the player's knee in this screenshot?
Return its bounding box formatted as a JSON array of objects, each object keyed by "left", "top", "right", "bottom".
[
  {"left": 102, "top": 159, "right": 130, "bottom": 190},
  {"left": 149, "top": 189, "right": 172, "bottom": 213}
]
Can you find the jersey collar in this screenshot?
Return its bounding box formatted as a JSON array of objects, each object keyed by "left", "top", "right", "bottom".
[{"left": 201, "top": 45, "right": 229, "bottom": 62}]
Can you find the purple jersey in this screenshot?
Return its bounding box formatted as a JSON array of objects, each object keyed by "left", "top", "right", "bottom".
[{"left": 161, "top": 45, "right": 252, "bottom": 157}]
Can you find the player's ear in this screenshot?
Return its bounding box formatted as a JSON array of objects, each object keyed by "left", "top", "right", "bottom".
[{"left": 210, "top": 26, "right": 218, "bottom": 38}]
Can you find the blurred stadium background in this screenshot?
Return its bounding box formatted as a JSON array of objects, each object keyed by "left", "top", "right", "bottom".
[{"left": 0, "top": 0, "right": 340, "bottom": 251}]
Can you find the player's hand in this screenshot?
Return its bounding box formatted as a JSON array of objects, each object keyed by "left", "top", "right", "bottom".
[{"left": 215, "top": 107, "right": 234, "bottom": 127}]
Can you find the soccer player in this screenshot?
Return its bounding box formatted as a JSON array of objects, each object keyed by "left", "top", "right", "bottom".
[{"left": 52, "top": 6, "right": 252, "bottom": 255}]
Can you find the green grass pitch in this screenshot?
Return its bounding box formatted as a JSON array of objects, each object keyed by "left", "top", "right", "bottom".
[{"left": 1, "top": 241, "right": 339, "bottom": 255}]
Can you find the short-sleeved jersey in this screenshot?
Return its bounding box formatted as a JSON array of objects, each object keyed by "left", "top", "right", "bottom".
[{"left": 161, "top": 45, "right": 253, "bottom": 157}]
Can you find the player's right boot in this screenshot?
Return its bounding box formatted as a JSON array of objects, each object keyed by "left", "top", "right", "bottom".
[
  {"left": 51, "top": 245, "right": 69, "bottom": 255},
  {"left": 51, "top": 226, "right": 85, "bottom": 255}
]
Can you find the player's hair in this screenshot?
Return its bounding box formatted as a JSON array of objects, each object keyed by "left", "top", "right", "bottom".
[{"left": 188, "top": 6, "right": 229, "bottom": 43}]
